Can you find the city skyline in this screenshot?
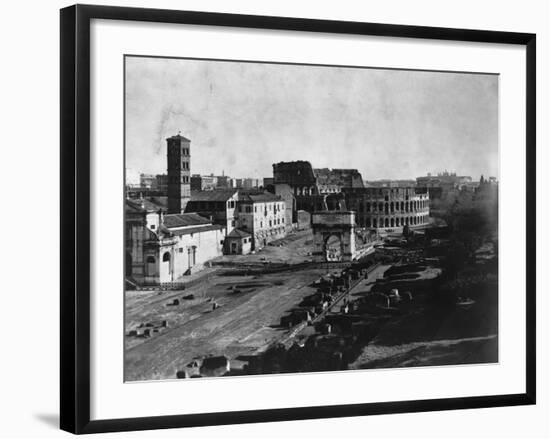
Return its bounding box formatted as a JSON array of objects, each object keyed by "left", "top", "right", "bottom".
[{"left": 126, "top": 57, "right": 498, "bottom": 182}]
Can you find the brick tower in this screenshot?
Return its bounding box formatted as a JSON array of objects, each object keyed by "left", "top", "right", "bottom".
[{"left": 167, "top": 132, "right": 191, "bottom": 214}]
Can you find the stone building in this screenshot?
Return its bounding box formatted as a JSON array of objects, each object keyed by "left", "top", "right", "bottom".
[
  {"left": 236, "top": 191, "right": 287, "bottom": 249},
  {"left": 416, "top": 171, "right": 472, "bottom": 199},
  {"left": 125, "top": 132, "right": 227, "bottom": 286},
  {"left": 273, "top": 160, "right": 319, "bottom": 196},
  {"left": 125, "top": 201, "right": 225, "bottom": 284},
  {"left": 272, "top": 161, "right": 329, "bottom": 213},
  {"left": 139, "top": 173, "right": 156, "bottom": 189},
  {"left": 314, "top": 168, "right": 364, "bottom": 193},
  {"left": 342, "top": 186, "right": 430, "bottom": 231},
  {"left": 269, "top": 183, "right": 296, "bottom": 231},
  {"left": 167, "top": 133, "right": 191, "bottom": 214},
  {"left": 224, "top": 228, "right": 252, "bottom": 255},
  {"left": 311, "top": 211, "right": 357, "bottom": 262},
  {"left": 184, "top": 189, "right": 239, "bottom": 235}
]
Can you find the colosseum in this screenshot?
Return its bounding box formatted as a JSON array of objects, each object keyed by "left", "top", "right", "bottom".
[{"left": 341, "top": 186, "right": 430, "bottom": 231}]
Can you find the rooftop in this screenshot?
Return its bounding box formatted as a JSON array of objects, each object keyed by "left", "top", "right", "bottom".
[
  {"left": 163, "top": 213, "right": 211, "bottom": 229},
  {"left": 226, "top": 228, "right": 252, "bottom": 238},
  {"left": 189, "top": 190, "right": 238, "bottom": 202},
  {"left": 238, "top": 191, "right": 281, "bottom": 203},
  {"left": 126, "top": 198, "right": 166, "bottom": 213},
  {"left": 166, "top": 132, "right": 191, "bottom": 142},
  {"left": 166, "top": 224, "right": 224, "bottom": 236}
]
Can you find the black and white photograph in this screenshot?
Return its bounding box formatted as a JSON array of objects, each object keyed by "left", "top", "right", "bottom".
[{"left": 124, "top": 56, "right": 499, "bottom": 382}]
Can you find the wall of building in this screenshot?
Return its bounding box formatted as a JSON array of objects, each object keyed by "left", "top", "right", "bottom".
[
  {"left": 343, "top": 187, "right": 430, "bottom": 232},
  {"left": 146, "top": 227, "right": 225, "bottom": 283},
  {"left": 236, "top": 200, "right": 287, "bottom": 248},
  {"left": 225, "top": 236, "right": 252, "bottom": 255}
]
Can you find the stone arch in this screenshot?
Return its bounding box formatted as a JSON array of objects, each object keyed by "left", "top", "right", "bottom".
[{"left": 325, "top": 234, "right": 343, "bottom": 262}]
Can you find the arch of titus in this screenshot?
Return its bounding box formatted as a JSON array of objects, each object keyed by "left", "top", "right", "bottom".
[{"left": 311, "top": 211, "right": 357, "bottom": 262}]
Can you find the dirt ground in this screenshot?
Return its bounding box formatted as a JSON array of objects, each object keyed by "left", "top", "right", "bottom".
[
  {"left": 212, "top": 228, "right": 314, "bottom": 265},
  {"left": 124, "top": 229, "right": 326, "bottom": 381}
]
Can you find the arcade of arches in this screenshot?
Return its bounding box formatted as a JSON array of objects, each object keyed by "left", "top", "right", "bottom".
[{"left": 342, "top": 187, "right": 430, "bottom": 230}]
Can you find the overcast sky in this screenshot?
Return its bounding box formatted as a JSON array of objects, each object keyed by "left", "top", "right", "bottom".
[{"left": 125, "top": 56, "right": 498, "bottom": 182}]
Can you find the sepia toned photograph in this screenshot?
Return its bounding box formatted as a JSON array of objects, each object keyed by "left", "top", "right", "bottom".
[{"left": 124, "top": 56, "right": 499, "bottom": 382}]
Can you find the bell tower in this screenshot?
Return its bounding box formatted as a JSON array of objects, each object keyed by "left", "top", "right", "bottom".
[{"left": 167, "top": 132, "right": 191, "bottom": 214}]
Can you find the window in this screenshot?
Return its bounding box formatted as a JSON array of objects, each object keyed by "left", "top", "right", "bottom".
[
  {"left": 146, "top": 256, "right": 155, "bottom": 263},
  {"left": 150, "top": 224, "right": 155, "bottom": 229},
  {"left": 162, "top": 252, "right": 171, "bottom": 262},
  {"left": 179, "top": 248, "right": 183, "bottom": 253}
]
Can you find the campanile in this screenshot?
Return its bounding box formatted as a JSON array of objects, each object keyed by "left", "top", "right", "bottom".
[{"left": 167, "top": 132, "right": 191, "bottom": 214}]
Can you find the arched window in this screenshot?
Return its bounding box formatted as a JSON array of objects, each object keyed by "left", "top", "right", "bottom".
[
  {"left": 384, "top": 217, "right": 389, "bottom": 227},
  {"left": 390, "top": 218, "right": 395, "bottom": 227},
  {"left": 146, "top": 256, "right": 156, "bottom": 264},
  {"left": 162, "top": 252, "right": 171, "bottom": 262}
]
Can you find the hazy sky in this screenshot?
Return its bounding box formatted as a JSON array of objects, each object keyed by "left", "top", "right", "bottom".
[{"left": 125, "top": 56, "right": 498, "bottom": 181}]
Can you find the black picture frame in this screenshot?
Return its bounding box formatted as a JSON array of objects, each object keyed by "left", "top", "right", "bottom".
[{"left": 60, "top": 4, "right": 536, "bottom": 434}]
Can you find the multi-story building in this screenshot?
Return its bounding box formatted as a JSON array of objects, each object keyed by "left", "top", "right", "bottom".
[
  {"left": 184, "top": 189, "right": 239, "bottom": 235},
  {"left": 126, "top": 201, "right": 225, "bottom": 284},
  {"left": 235, "top": 191, "right": 287, "bottom": 249},
  {"left": 125, "top": 132, "right": 227, "bottom": 285},
  {"left": 342, "top": 186, "right": 430, "bottom": 231},
  {"left": 140, "top": 173, "right": 156, "bottom": 189},
  {"left": 230, "top": 177, "right": 261, "bottom": 189},
  {"left": 416, "top": 171, "right": 472, "bottom": 188},
  {"left": 272, "top": 161, "right": 328, "bottom": 213},
  {"left": 155, "top": 174, "right": 168, "bottom": 193}
]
